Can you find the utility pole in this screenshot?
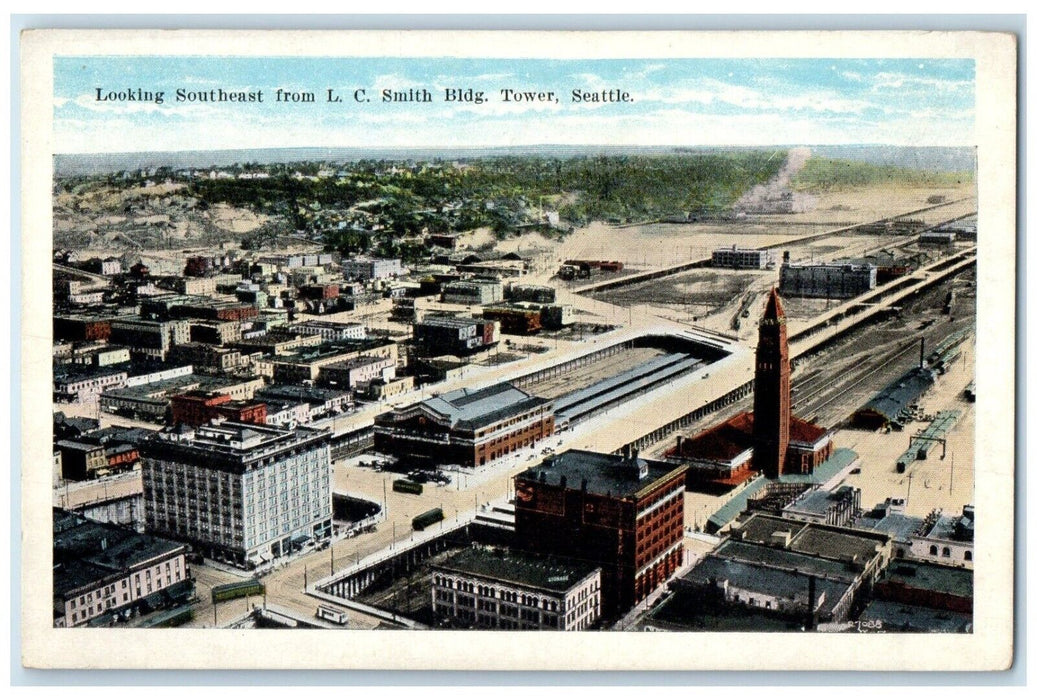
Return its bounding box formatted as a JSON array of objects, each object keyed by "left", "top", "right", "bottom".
[
  {"left": 906, "top": 472, "right": 914, "bottom": 505},
  {"left": 950, "top": 452, "right": 955, "bottom": 495}
]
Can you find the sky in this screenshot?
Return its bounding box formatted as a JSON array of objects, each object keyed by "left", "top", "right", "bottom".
[{"left": 53, "top": 57, "right": 976, "bottom": 154}]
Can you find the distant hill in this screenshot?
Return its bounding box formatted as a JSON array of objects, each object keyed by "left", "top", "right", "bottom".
[{"left": 54, "top": 144, "right": 977, "bottom": 178}]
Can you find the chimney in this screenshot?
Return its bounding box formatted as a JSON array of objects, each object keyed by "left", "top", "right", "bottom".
[
  {"left": 783, "top": 250, "right": 790, "bottom": 263},
  {"left": 806, "top": 575, "right": 817, "bottom": 631},
  {"left": 919, "top": 337, "right": 926, "bottom": 368},
  {"left": 622, "top": 444, "right": 631, "bottom": 460},
  {"left": 676, "top": 435, "right": 684, "bottom": 453}
]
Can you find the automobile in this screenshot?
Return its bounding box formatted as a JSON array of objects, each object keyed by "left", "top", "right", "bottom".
[{"left": 850, "top": 468, "right": 862, "bottom": 475}]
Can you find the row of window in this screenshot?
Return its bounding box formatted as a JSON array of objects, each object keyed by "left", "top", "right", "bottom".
[{"left": 927, "top": 545, "right": 973, "bottom": 560}]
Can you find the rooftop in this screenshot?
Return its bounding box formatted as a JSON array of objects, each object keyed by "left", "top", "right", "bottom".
[
  {"left": 857, "top": 366, "right": 936, "bottom": 424},
  {"left": 140, "top": 421, "right": 330, "bottom": 471},
  {"left": 879, "top": 560, "right": 973, "bottom": 599},
  {"left": 434, "top": 546, "right": 600, "bottom": 594},
  {"left": 707, "top": 448, "right": 861, "bottom": 531},
  {"left": 517, "top": 449, "right": 686, "bottom": 500},
  {"left": 715, "top": 539, "right": 862, "bottom": 582},
  {"left": 858, "top": 599, "right": 972, "bottom": 633},
  {"left": 783, "top": 486, "right": 858, "bottom": 518},
  {"left": 679, "top": 554, "right": 852, "bottom": 619},
  {"left": 421, "top": 383, "right": 549, "bottom": 431},
  {"left": 417, "top": 316, "right": 486, "bottom": 329},
  {"left": 256, "top": 384, "right": 351, "bottom": 404},
  {"left": 53, "top": 509, "right": 187, "bottom": 597}
]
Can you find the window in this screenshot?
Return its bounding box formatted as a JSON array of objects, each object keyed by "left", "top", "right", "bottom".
[
  {"left": 965, "top": 551, "right": 973, "bottom": 562},
  {"left": 929, "top": 545, "right": 938, "bottom": 556},
  {"left": 942, "top": 547, "right": 951, "bottom": 557}
]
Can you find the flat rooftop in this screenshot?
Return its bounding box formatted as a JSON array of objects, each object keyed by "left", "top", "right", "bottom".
[
  {"left": 518, "top": 449, "right": 685, "bottom": 500},
  {"left": 53, "top": 509, "right": 186, "bottom": 596},
  {"left": 256, "top": 384, "right": 351, "bottom": 403},
  {"left": 140, "top": 421, "right": 330, "bottom": 470},
  {"left": 680, "top": 555, "right": 852, "bottom": 620},
  {"left": 417, "top": 316, "right": 484, "bottom": 328},
  {"left": 880, "top": 560, "right": 973, "bottom": 599},
  {"left": 858, "top": 599, "right": 972, "bottom": 633},
  {"left": 715, "top": 539, "right": 861, "bottom": 582},
  {"left": 734, "top": 513, "right": 888, "bottom": 564},
  {"left": 433, "top": 546, "right": 599, "bottom": 594}
]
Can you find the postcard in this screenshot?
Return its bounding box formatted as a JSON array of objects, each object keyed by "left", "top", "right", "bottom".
[{"left": 19, "top": 29, "right": 1016, "bottom": 671}]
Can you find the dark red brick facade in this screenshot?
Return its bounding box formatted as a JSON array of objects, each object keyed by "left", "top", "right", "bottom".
[
  {"left": 514, "top": 463, "right": 686, "bottom": 618},
  {"left": 171, "top": 392, "right": 267, "bottom": 427}
]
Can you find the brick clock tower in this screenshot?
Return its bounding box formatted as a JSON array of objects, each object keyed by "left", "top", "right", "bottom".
[{"left": 753, "top": 288, "right": 791, "bottom": 478}]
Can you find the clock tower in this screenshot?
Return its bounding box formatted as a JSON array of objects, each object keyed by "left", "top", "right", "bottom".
[{"left": 753, "top": 288, "right": 791, "bottom": 478}]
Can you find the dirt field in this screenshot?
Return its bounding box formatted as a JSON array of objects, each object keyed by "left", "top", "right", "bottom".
[{"left": 496, "top": 182, "right": 975, "bottom": 288}]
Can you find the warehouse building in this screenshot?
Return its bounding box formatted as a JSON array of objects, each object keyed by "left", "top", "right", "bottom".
[
  {"left": 291, "top": 320, "right": 367, "bottom": 343},
  {"left": 779, "top": 263, "right": 877, "bottom": 299},
  {"left": 851, "top": 366, "right": 936, "bottom": 430},
  {"left": 412, "top": 316, "right": 500, "bottom": 357},
  {"left": 140, "top": 421, "right": 333, "bottom": 568},
  {"left": 169, "top": 391, "right": 268, "bottom": 427},
  {"left": 514, "top": 449, "right": 687, "bottom": 617},
  {"left": 109, "top": 317, "right": 191, "bottom": 361},
  {"left": 374, "top": 382, "right": 553, "bottom": 469},
  {"left": 711, "top": 245, "right": 775, "bottom": 269},
  {"left": 267, "top": 338, "right": 399, "bottom": 383},
  {"left": 441, "top": 279, "right": 505, "bottom": 306},
  {"left": 431, "top": 546, "right": 602, "bottom": 631}
]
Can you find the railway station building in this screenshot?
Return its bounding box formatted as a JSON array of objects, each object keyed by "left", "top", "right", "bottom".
[
  {"left": 373, "top": 382, "right": 554, "bottom": 469},
  {"left": 671, "top": 290, "right": 832, "bottom": 482}
]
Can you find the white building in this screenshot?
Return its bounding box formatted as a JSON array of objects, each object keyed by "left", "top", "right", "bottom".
[
  {"left": 908, "top": 505, "right": 975, "bottom": 569},
  {"left": 431, "top": 546, "right": 602, "bottom": 631},
  {"left": 711, "top": 245, "right": 775, "bottom": 269},
  {"left": 140, "top": 421, "right": 333, "bottom": 569},
  {"left": 341, "top": 256, "right": 404, "bottom": 281},
  {"left": 291, "top": 321, "right": 367, "bottom": 343}
]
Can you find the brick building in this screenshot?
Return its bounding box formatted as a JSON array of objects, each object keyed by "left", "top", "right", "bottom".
[
  {"left": 170, "top": 391, "right": 268, "bottom": 427},
  {"left": 374, "top": 382, "right": 553, "bottom": 469},
  {"left": 54, "top": 315, "right": 114, "bottom": 343},
  {"left": 513, "top": 449, "right": 688, "bottom": 617}
]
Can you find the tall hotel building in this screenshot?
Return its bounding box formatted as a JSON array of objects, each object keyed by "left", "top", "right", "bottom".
[{"left": 140, "top": 421, "right": 332, "bottom": 568}]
